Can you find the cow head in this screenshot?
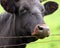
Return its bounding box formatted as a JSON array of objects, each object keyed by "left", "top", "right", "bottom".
[{"left": 0, "top": 0, "right": 58, "bottom": 39}]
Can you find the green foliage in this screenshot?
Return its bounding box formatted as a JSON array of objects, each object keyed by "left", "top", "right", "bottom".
[
  {"left": 0, "top": 5, "right": 5, "bottom": 14},
  {"left": 0, "top": 0, "right": 60, "bottom": 48}
]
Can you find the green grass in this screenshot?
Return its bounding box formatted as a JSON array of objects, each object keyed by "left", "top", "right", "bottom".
[{"left": 0, "top": 0, "right": 60, "bottom": 48}]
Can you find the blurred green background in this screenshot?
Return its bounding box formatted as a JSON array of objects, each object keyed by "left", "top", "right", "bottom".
[{"left": 0, "top": 0, "right": 60, "bottom": 48}]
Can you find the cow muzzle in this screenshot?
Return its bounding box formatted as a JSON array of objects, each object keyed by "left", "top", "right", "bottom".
[{"left": 32, "top": 24, "right": 50, "bottom": 39}]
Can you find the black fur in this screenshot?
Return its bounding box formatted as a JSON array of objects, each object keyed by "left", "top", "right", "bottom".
[{"left": 0, "top": 0, "right": 58, "bottom": 48}]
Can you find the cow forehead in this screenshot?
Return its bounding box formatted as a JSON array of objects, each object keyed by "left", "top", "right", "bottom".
[
  {"left": 14, "top": 0, "right": 40, "bottom": 4},
  {"left": 14, "top": 0, "right": 45, "bottom": 15}
]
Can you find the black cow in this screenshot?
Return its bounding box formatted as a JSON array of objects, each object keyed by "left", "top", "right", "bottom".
[{"left": 0, "top": 0, "right": 58, "bottom": 48}]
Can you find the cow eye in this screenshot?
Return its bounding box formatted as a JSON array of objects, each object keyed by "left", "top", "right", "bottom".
[
  {"left": 41, "top": 8, "right": 45, "bottom": 13},
  {"left": 15, "top": 0, "right": 19, "bottom": 2},
  {"left": 41, "top": 9, "right": 44, "bottom": 12}
]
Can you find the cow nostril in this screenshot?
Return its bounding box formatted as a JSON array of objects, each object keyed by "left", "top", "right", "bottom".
[{"left": 38, "top": 26, "right": 43, "bottom": 30}]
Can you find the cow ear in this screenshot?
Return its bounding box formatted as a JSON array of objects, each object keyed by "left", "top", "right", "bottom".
[
  {"left": 44, "top": 1, "right": 58, "bottom": 15},
  {"left": 1, "top": 0, "right": 16, "bottom": 13}
]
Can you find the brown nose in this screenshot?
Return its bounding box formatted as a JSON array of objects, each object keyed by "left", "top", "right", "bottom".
[{"left": 32, "top": 24, "right": 50, "bottom": 39}]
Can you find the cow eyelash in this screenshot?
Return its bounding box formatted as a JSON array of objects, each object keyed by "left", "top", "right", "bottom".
[{"left": 14, "top": 0, "right": 19, "bottom": 2}]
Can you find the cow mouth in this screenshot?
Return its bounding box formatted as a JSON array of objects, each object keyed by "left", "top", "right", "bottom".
[{"left": 34, "top": 34, "right": 49, "bottom": 39}]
